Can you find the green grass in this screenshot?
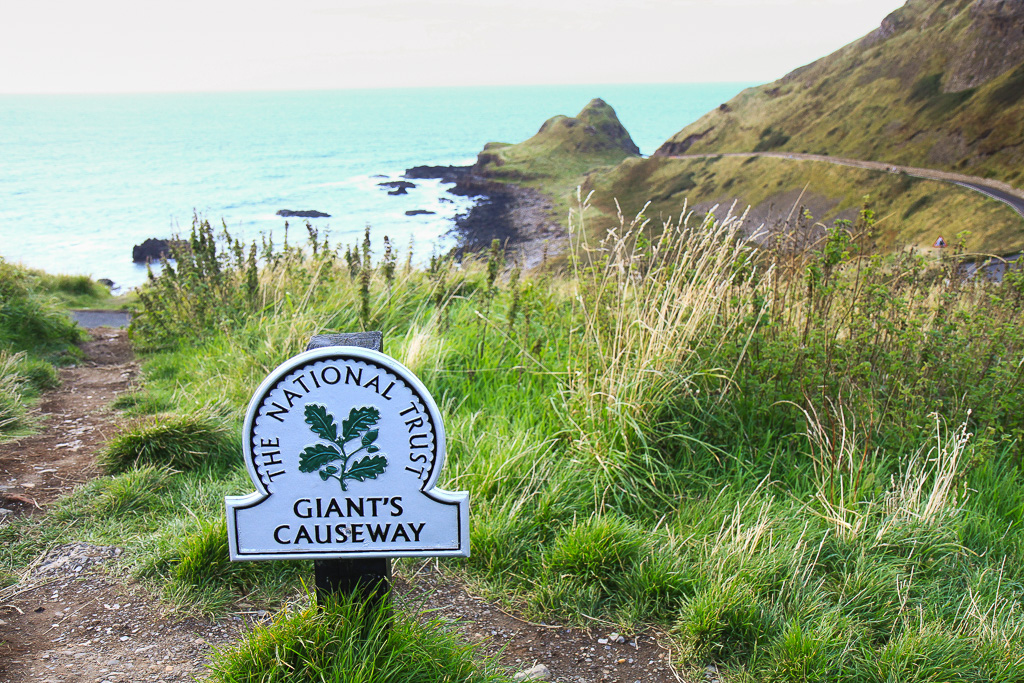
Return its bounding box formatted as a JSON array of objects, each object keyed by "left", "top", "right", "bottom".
[
  {"left": 206, "top": 591, "right": 511, "bottom": 683},
  {"left": 99, "top": 408, "right": 239, "bottom": 474},
  {"left": 12, "top": 210, "right": 1024, "bottom": 678},
  {"left": 0, "top": 258, "right": 100, "bottom": 440}
]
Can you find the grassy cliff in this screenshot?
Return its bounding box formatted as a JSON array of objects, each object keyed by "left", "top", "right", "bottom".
[
  {"left": 470, "top": 97, "right": 640, "bottom": 223},
  {"left": 578, "top": 0, "right": 1024, "bottom": 252},
  {"left": 587, "top": 154, "right": 1024, "bottom": 254},
  {"left": 658, "top": 0, "right": 1024, "bottom": 185}
]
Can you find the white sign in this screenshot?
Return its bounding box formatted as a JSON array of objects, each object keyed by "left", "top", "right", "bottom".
[{"left": 226, "top": 347, "right": 470, "bottom": 560}]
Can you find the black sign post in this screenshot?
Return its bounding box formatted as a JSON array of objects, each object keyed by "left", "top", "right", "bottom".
[{"left": 305, "top": 331, "right": 391, "bottom": 607}]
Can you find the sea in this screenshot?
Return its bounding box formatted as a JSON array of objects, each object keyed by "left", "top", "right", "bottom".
[{"left": 0, "top": 83, "right": 751, "bottom": 290}]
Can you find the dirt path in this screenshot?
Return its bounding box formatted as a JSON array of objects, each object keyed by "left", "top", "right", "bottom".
[
  {"left": 0, "top": 329, "right": 685, "bottom": 683},
  {"left": 0, "top": 329, "right": 248, "bottom": 683},
  {"left": 0, "top": 328, "right": 135, "bottom": 516},
  {"left": 667, "top": 151, "right": 1024, "bottom": 219}
]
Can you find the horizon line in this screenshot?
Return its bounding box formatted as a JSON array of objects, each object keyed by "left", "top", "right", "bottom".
[{"left": 0, "top": 80, "right": 762, "bottom": 98}]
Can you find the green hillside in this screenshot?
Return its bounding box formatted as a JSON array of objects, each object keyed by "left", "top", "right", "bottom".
[
  {"left": 573, "top": 0, "right": 1024, "bottom": 253},
  {"left": 473, "top": 97, "right": 639, "bottom": 199},
  {"left": 586, "top": 154, "right": 1024, "bottom": 254},
  {"left": 658, "top": 0, "right": 1024, "bottom": 185},
  {"left": 459, "top": 1, "right": 1024, "bottom": 253}
]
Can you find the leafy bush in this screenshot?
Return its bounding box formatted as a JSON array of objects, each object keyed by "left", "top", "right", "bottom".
[{"left": 130, "top": 215, "right": 333, "bottom": 350}]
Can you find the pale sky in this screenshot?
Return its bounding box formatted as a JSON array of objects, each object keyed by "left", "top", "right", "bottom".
[{"left": 0, "top": 0, "right": 906, "bottom": 94}]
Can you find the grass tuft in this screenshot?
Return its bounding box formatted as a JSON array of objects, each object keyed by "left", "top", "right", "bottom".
[
  {"left": 99, "top": 409, "right": 238, "bottom": 473},
  {"left": 54, "top": 465, "right": 174, "bottom": 520},
  {"left": 206, "top": 591, "right": 512, "bottom": 683}
]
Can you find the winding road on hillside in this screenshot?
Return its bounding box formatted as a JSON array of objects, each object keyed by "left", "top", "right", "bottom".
[{"left": 666, "top": 152, "right": 1024, "bottom": 219}]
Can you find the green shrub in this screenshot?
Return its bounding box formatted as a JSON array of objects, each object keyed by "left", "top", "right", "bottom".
[{"left": 130, "top": 215, "right": 333, "bottom": 350}]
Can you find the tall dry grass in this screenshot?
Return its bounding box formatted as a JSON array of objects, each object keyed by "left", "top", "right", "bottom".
[{"left": 565, "top": 192, "right": 771, "bottom": 505}]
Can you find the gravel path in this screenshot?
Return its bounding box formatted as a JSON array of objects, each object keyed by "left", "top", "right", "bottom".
[{"left": 69, "top": 310, "right": 132, "bottom": 330}]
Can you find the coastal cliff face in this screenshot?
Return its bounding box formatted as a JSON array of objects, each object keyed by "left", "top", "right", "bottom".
[{"left": 655, "top": 0, "right": 1024, "bottom": 185}]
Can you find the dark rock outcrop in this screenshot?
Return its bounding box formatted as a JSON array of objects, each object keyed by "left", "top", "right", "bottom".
[
  {"left": 276, "top": 209, "right": 330, "bottom": 218},
  {"left": 655, "top": 128, "right": 716, "bottom": 156},
  {"left": 132, "top": 238, "right": 185, "bottom": 263},
  {"left": 379, "top": 180, "right": 416, "bottom": 195},
  {"left": 404, "top": 165, "right": 472, "bottom": 183}
]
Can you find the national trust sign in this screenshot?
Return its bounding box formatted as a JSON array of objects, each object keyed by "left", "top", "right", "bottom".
[{"left": 226, "top": 346, "right": 470, "bottom": 560}]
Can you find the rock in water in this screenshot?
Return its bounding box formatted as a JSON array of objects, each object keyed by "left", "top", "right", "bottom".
[
  {"left": 132, "top": 238, "right": 180, "bottom": 263},
  {"left": 378, "top": 180, "right": 416, "bottom": 195},
  {"left": 276, "top": 209, "right": 330, "bottom": 218}
]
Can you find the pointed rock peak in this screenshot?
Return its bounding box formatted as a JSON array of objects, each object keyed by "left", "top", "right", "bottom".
[
  {"left": 577, "top": 98, "right": 616, "bottom": 123},
  {"left": 573, "top": 98, "right": 640, "bottom": 156}
]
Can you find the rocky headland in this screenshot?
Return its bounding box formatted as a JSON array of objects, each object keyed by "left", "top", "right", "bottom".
[
  {"left": 404, "top": 165, "right": 561, "bottom": 269},
  {"left": 404, "top": 98, "right": 641, "bottom": 268}
]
